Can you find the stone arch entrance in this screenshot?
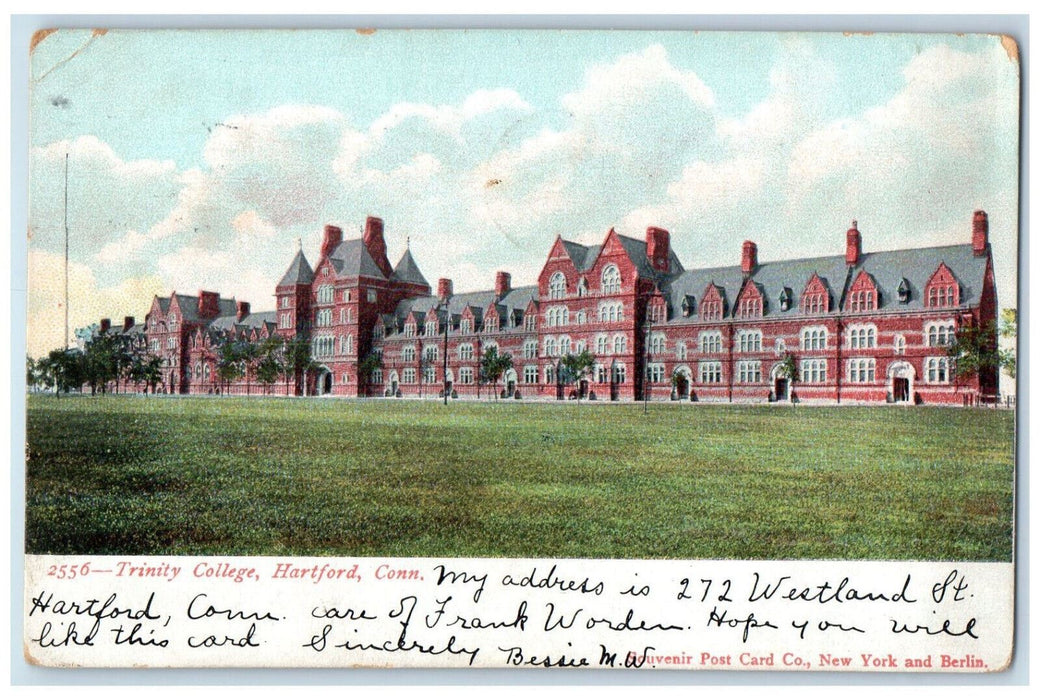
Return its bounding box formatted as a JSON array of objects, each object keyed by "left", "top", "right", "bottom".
[
  {"left": 504, "top": 368, "right": 517, "bottom": 397},
  {"left": 316, "top": 367, "right": 333, "bottom": 396},
  {"left": 673, "top": 365, "right": 692, "bottom": 399},
  {"left": 445, "top": 368, "right": 454, "bottom": 397},
  {"left": 770, "top": 362, "right": 791, "bottom": 402},
  {"left": 888, "top": 361, "right": 915, "bottom": 403},
  {"left": 388, "top": 370, "right": 400, "bottom": 396}
]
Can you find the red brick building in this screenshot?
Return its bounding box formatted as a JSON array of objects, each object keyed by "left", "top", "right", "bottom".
[{"left": 102, "top": 210, "right": 999, "bottom": 404}]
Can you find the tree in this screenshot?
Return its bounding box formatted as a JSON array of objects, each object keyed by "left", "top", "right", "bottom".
[
  {"left": 26, "top": 355, "right": 38, "bottom": 392},
  {"left": 480, "top": 346, "right": 513, "bottom": 399},
  {"left": 216, "top": 337, "right": 253, "bottom": 394},
  {"left": 358, "top": 351, "right": 383, "bottom": 397},
  {"left": 778, "top": 352, "right": 799, "bottom": 384},
  {"left": 947, "top": 322, "right": 1000, "bottom": 382},
  {"left": 559, "top": 350, "right": 595, "bottom": 397},
  {"left": 999, "top": 308, "right": 1017, "bottom": 379},
  {"left": 254, "top": 336, "right": 285, "bottom": 395},
  {"left": 83, "top": 332, "right": 124, "bottom": 395},
  {"left": 283, "top": 334, "right": 317, "bottom": 396},
  {"left": 42, "top": 348, "right": 85, "bottom": 396}
]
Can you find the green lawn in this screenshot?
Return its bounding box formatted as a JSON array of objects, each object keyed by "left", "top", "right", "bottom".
[{"left": 24, "top": 395, "right": 1015, "bottom": 560}]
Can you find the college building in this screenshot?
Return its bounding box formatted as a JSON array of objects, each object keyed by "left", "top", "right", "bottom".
[{"left": 97, "top": 209, "right": 999, "bottom": 405}]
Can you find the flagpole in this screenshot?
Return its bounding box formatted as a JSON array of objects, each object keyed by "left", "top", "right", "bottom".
[{"left": 64, "top": 152, "right": 69, "bottom": 350}]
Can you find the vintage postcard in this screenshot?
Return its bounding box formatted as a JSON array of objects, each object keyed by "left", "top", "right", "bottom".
[{"left": 22, "top": 28, "right": 1019, "bottom": 671}]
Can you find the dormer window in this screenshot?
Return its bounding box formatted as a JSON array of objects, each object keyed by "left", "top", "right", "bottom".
[
  {"left": 681, "top": 295, "right": 695, "bottom": 317},
  {"left": 549, "top": 272, "right": 567, "bottom": 300},
  {"left": 897, "top": 278, "right": 911, "bottom": 304},
  {"left": 779, "top": 288, "right": 792, "bottom": 312},
  {"left": 601, "top": 265, "right": 621, "bottom": 295}
]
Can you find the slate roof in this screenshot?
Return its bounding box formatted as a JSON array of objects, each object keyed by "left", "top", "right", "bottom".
[
  {"left": 387, "top": 284, "right": 538, "bottom": 334},
  {"left": 166, "top": 293, "right": 238, "bottom": 323},
  {"left": 277, "top": 250, "right": 315, "bottom": 287},
  {"left": 659, "top": 243, "right": 989, "bottom": 324},
  {"left": 390, "top": 248, "right": 430, "bottom": 287},
  {"left": 327, "top": 239, "right": 388, "bottom": 279},
  {"left": 559, "top": 233, "right": 683, "bottom": 279},
  {"left": 208, "top": 311, "right": 278, "bottom": 333}
]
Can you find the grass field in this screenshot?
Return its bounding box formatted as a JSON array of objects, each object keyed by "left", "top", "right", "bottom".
[{"left": 25, "top": 395, "right": 1015, "bottom": 560}]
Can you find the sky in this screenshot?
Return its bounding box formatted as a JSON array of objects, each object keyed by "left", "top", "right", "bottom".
[{"left": 26, "top": 29, "right": 1020, "bottom": 357}]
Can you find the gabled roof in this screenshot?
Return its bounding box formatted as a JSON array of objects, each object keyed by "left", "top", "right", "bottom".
[
  {"left": 391, "top": 248, "right": 429, "bottom": 287},
  {"left": 388, "top": 284, "right": 538, "bottom": 334},
  {"left": 557, "top": 232, "right": 684, "bottom": 279},
  {"left": 278, "top": 250, "right": 315, "bottom": 287},
  {"left": 660, "top": 243, "right": 988, "bottom": 324},
  {"left": 169, "top": 293, "right": 237, "bottom": 323},
  {"left": 207, "top": 311, "right": 278, "bottom": 332}
]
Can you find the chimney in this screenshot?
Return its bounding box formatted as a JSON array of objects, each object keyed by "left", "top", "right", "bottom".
[
  {"left": 846, "top": 220, "right": 862, "bottom": 266},
  {"left": 99, "top": 318, "right": 111, "bottom": 334},
  {"left": 236, "top": 301, "right": 251, "bottom": 321},
  {"left": 646, "top": 226, "right": 671, "bottom": 273},
  {"left": 972, "top": 210, "right": 989, "bottom": 256},
  {"left": 438, "top": 277, "right": 453, "bottom": 300},
  {"left": 198, "top": 290, "right": 220, "bottom": 318},
  {"left": 320, "top": 224, "right": 343, "bottom": 260},
  {"left": 363, "top": 216, "right": 393, "bottom": 276},
  {"left": 495, "top": 271, "right": 512, "bottom": 298},
  {"left": 741, "top": 240, "right": 758, "bottom": 275},
  {"left": 123, "top": 316, "right": 135, "bottom": 332}
]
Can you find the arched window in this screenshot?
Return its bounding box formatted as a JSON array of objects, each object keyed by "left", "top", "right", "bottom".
[
  {"left": 596, "top": 335, "right": 609, "bottom": 355},
  {"left": 613, "top": 335, "right": 627, "bottom": 355},
  {"left": 601, "top": 265, "right": 621, "bottom": 294},
  {"left": 894, "top": 334, "right": 906, "bottom": 355},
  {"left": 549, "top": 272, "right": 567, "bottom": 300}
]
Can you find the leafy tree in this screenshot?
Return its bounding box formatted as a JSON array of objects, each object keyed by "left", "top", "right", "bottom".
[
  {"left": 778, "top": 352, "right": 799, "bottom": 383},
  {"left": 254, "top": 336, "right": 285, "bottom": 394},
  {"left": 283, "top": 334, "right": 318, "bottom": 396},
  {"left": 26, "top": 355, "right": 38, "bottom": 392},
  {"left": 947, "top": 322, "right": 1000, "bottom": 382},
  {"left": 216, "top": 337, "right": 254, "bottom": 393},
  {"left": 559, "top": 350, "right": 595, "bottom": 396},
  {"left": 480, "top": 346, "right": 513, "bottom": 399},
  {"left": 43, "top": 348, "right": 85, "bottom": 396},
  {"left": 999, "top": 308, "right": 1017, "bottom": 379},
  {"left": 358, "top": 351, "right": 384, "bottom": 397}
]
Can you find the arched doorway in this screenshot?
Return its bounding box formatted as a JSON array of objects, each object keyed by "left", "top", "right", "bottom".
[
  {"left": 673, "top": 365, "right": 692, "bottom": 400},
  {"left": 770, "top": 362, "right": 791, "bottom": 402},
  {"left": 445, "top": 368, "right": 454, "bottom": 397},
  {"left": 388, "top": 370, "right": 400, "bottom": 397},
  {"left": 888, "top": 361, "right": 915, "bottom": 403},
  {"left": 504, "top": 368, "right": 517, "bottom": 397},
  {"left": 316, "top": 367, "right": 333, "bottom": 396}
]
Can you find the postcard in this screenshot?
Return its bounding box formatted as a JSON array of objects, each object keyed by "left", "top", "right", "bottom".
[{"left": 22, "top": 27, "right": 1019, "bottom": 671}]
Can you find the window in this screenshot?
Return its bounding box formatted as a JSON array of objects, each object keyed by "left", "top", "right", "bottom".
[
  {"left": 404, "top": 323, "right": 416, "bottom": 338},
  {"left": 848, "top": 290, "right": 877, "bottom": 312},
  {"left": 596, "top": 335, "right": 609, "bottom": 355},
  {"left": 800, "top": 359, "right": 827, "bottom": 383},
  {"left": 847, "top": 358, "right": 876, "bottom": 383},
  {"left": 459, "top": 344, "right": 475, "bottom": 361},
  {"left": 802, "top": 293, "right": 827, "bottom": 314},
  {"left": 544, "top": 337, "right": 558, "bottom": 357},
  {"left": 544, "top": 365, "right": 555, "bottom": 385},
  {"left": 460, "top": 319, "right": 472, "bottom": 334},
  {"left": 648, "top": 303, "right": 665, "bottom": 323},
  {"left": 577, "top": 278, "right": 588, "bottom": 297},
  {"left": 595, "top": 364, "right": 609, "bottom": 383},
  {"left": 279, "top": 313, "right": 291, "bottom": 329},
  {"left": 779, "top": 288, "right": 793, "bottom": 312},
  {"left": 699, "top": 331, "right": 722, "bottom": 354},
  {"left": 549, "top": 272, "right": 567, "bottom": 299},
  {"left": 311, "top": 336, "right": 333, "bottom": 358},
  {"left": 367, "top": 289, "right": 377, "bottom": 303},
  {"left": 848, "top": 325, "right": 877, "bottom": 349},
  {"left": 424, "top": 346, "right": 439, "bottom": 362},
  {"left": 737, "top": 361, "right": 761, "bottom": 383},
  {"left": 402, "top": 346, "right": 416, "bottom": 362},
  {"left": 701, "top": 299, "right": 722, "bottom": 321},
  {"left": 371, "top": 368, "right": 383, "bottom": 385},
  {"left": 648, "top": 332, "right": 666, "bottom": 355},
  {"left": 737, "top": 330, "right": 762, "bottom": 353},
  {"left": 525, "top": 315, "right": 537, "bottom": 332},
  {"left": 927, "top": 285, "right": 957, "bottom": 308},
  {"left": 894, "top": 334, "right": 906, "bottom": 355},
  {"left": 575, "top": 310, "right": 586, "bottom": 325},
  {"left": 425, "top": 320, "right": 438, "bottom": 336},
  {"left": 423, "top": 367, "right": 437, "bottom": 384},
  {"left": 373, "top": 324, "right": 384, "bottom": 339},
  {"left": 559, "top": 336, "right": 571, "bottom": 355},
  {"left": 926, "top": 321, "right": 956, "bottom": 347},
  {"left": 601, "top": 265, "right": 621, "bottom": 294},
  {"left": 167, "top": 337, "right": 176, "bottom": 349},
  {"left": 316, "top": 309, "right": 332, "bottom": 327},
  {"left": 774, "top": 338, "right": 786, "bottom": 356},
  {"left": 344, "top": 290, "right": 352, "bottom": 303},
  {"left": 547, "top": 307, "right": 569, "bottom": 326},
  {"left": 699, "top": 361, "right": 722, "bottom": 384},
  {"left": 524, "top": 365, "right": 538, "bottom": 384},
  {"left": 676, "top": 342, "right": 687, "bottom": 360},
  {"left": 281, "top": 296, "right": 290, "bottom": 309},
  {"left": 647, "top": 363, "right": 666, "bottom": 384},
  {"left": 598, "top": 302, "right": 623, "bottom": 322},
  {"left": 801, "top": 327, "right": 828, "bottom": 351},
  {"left": 612, "top": 363, "right": 627, "bottom": 385},
  {"left": 459, "top": 367, "right": 474, "bottom": 384},
  {"left": 317, "top": 285, "right": 334, "bottom": 304},
  {"left": 613, "top": 335, "right": 627, "bottom": 355},
  {"left": 485, "top": 315, "right": 499, "bottom": 332},
  {"left": 926, "top": 357, "right": 951, "bottom": 383},
  {"left": 523, "top": 340, "right": 538, "bottom": 359},
  {"left": 402, "top": 367, "right": 416, "bottom": 384},
  {"left": 737, "top": 295, "right": 762, "bottom": 318}
]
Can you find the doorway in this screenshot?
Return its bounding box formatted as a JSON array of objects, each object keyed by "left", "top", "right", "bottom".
[
  {"left": 774, "top": 377, "right": 789, "bottom": 402},
  {"left": 893, "top": 377, "right": 909, "bottom": 403}
]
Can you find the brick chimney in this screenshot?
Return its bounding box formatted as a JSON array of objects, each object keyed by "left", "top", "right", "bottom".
[
  {"left": 495, "top": 271, "right": 512, "bottom": 298},
  {"left": 438, "top": 277, "right": 453, "bottom": 300},
  {"left": 646, "top": 226, "right": 671, "bottom": 273},
  {"left": 846, "top": 220, "right": 862, "bottom": 266},
  {"left": 99, "top": 318, "right": 111, "bottom": 333},
  {"left": 236, "top": 301, "right": 251, "bottom": 321},
  {"left": 363, "top": 216, "right": 393, "bottom": 276},
  {"left": 320, "top": 224, "right": 343, "bottom": 260},
  {"left": 741, "top": 240, "right": 758, "bottom": 275},
  {"left": 972, "top": 210, "right": 989, "bottom": 256},
  {"left": 123, "top": 316, "right": 135, "bottom": 332},
  {"left": 198, "top": 290, "right": 220, "bottom": 318}
]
